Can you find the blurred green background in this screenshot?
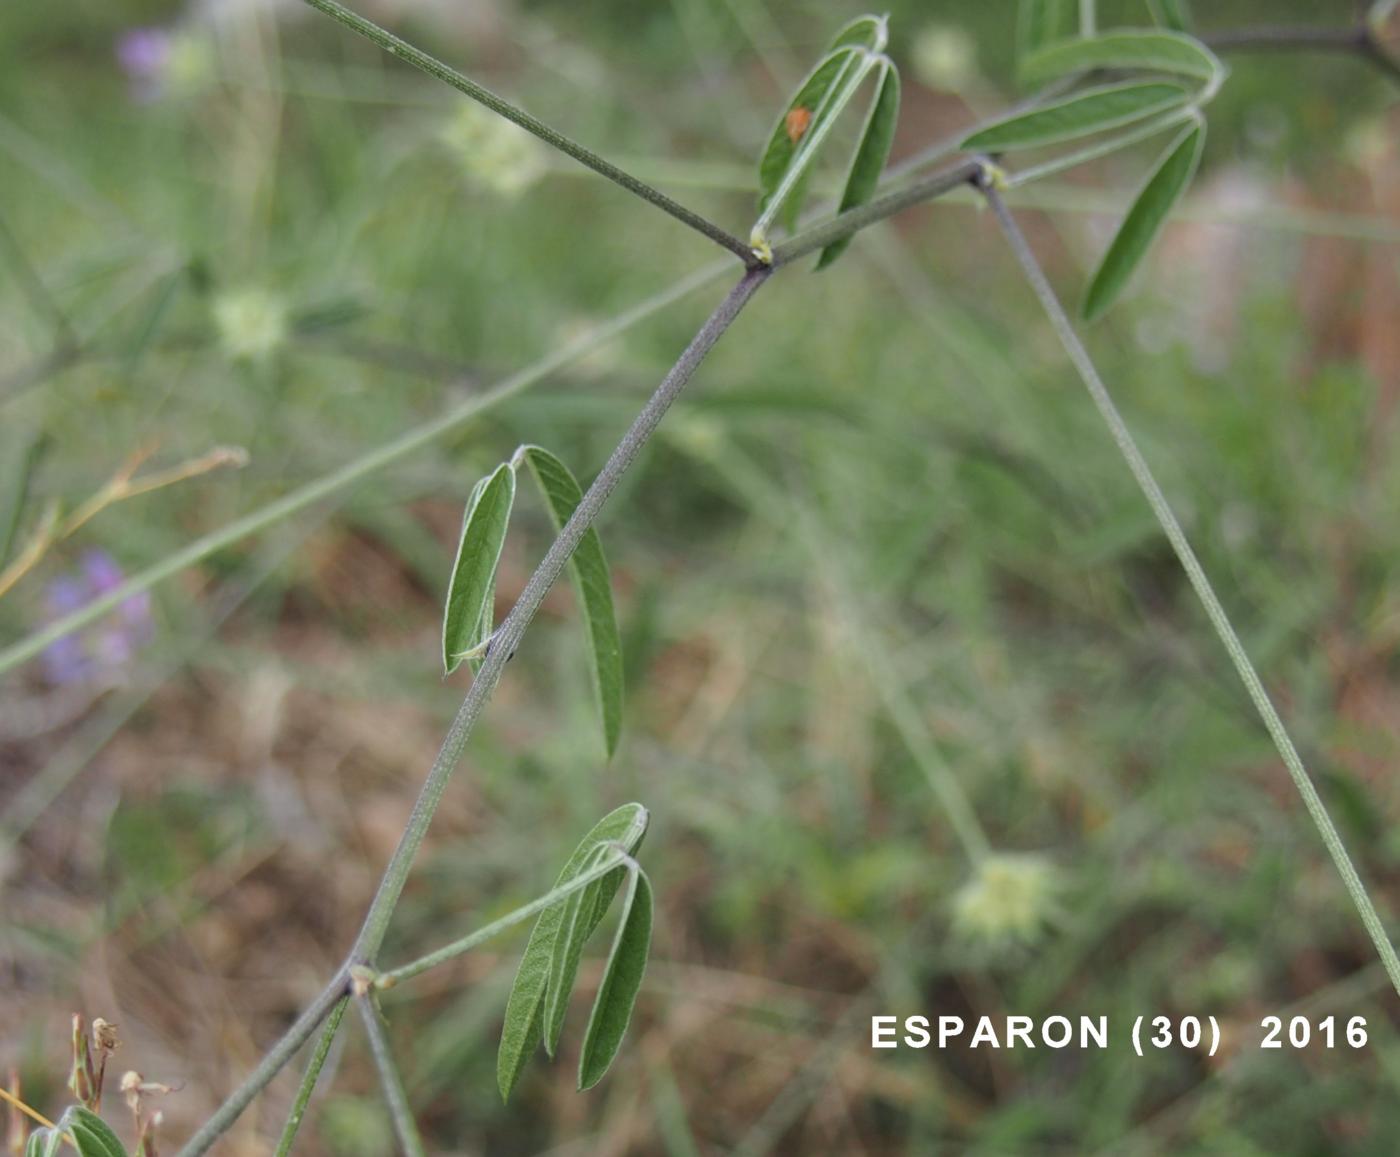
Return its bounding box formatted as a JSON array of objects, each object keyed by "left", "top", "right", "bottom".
[{"left": 2, "top": 0, "right": 1399, "bottom": 1153}]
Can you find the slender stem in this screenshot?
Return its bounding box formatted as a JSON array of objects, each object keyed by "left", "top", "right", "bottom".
[
  {"left": 297, "top": 0, "right": 755, "bottom": 264},
  {"left": 380, "top": 851, "right": 629, "bottom": 986},
  {"left": 770, "top": 160, "right": 982, "bottom": 266},
  {"left": 273, "top": 998, "right": 348, "bottom": 1157},
  {"left": 356, "top": 997, "right": 426, "bottom": 1157},
  {"left": 176, "top": 974, "right": 349, "bottom": 1157},
  {"left": 0, "top": 260, "right": 731, "bottom": 677},
  {"left": 980, "top": 180, "right": 1400, "bottom": 999},
  {"left": 350, "top": 267, "right": 769, "bottom": 963},
  {"left": 1206, "top": 23, "right": 1400, "bottom": 85}
]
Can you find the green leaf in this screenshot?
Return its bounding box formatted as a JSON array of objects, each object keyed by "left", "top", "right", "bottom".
[
  {"left": 519, "top": 445, "right": 624, "bottom": 758},
  {"left": 25, "top": 1128, "right": 62, "bottom": 1157},
  {"left": 827, "top": 13, "right": 889, "bottom": 54},
  {"left": 59, "top": 1108, "right": 128, "bottom": 1157},
  {"left": 578, "top": 868, "right": 654, "bottom": 1091},
  {"left": 442, "top": 462, "right": 515, "bottom": 675},
  {"left": 1147, "top": 0, "right": 1192, "bottom": 32},
  {"left": 1022, "top": 29, "right": 1221, "bottom": 86},
  {"left": 961, "top": 81, "right": 1189, "bottom": 152},
  {"left": 1017, "top": 0, "right": 1068, "bottom": 62},
  {"left": 541, "top": 844, "right": 613, "bottom": 1056},
  {"left": 1083, "top": 118, "right": 1204, "bottom": 321},
  {"left": 817, "top": 61, "right": 900, "bottom": 270},
  {"left": 756, "top": 48, "right": 858, "bottom": 215},
  {"left": 497, "top": 803, "right": 649, "bottom": 1102}
]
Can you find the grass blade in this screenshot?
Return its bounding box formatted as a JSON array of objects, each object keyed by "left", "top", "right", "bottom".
[
  {"left": 578, "top": 868, "right": 654, "bottom": 1091},
  {"left": 442, "top": 462, "right": 515, "bottom": 675},
  {"left": 961, "top": 81, "right": 1189, "bottom": 152},
  {"left": 817, "top": 61, "right": 901, "bottom": 270},
  {"left": 1022, "top": 29, "right": 1222, "bottom": 85},
  {"left": 1083, "top": 117, "right": 1204, "bottom": 320},
  {"left": 519, "top": 445, "right": 624, "bottom": 757},
  {"left": 497, "top": 803, "right": 649, "bottom": 1102}
]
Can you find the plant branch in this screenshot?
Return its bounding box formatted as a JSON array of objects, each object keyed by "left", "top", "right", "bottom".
[
  {"left": 298, "top": 0, "right": 756, "bottom": 264},
  {"left": 979, "top": 178, "right": 1400, "bottom": 999},
  {"left": 1206, "top": 23, "right": 1400, "bottom": 85},
  {"left": 378, "top": 849, "right": 630, "bottom": 987},
  {"left": 349, "top": 267, "right": 768, "bottom": 964},
  {"left": 273, "top": 998, "right": 348, "bottom": 1157},
  {"left": 356, "top": 996, "right": 426, "bottom": 1157},
  {"left": 770, "top": 160, "right": 983, "bottom": 266}
]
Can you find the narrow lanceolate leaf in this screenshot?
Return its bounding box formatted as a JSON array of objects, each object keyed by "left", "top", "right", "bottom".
[
  {"left": 497, "top": 804, "right": 649, "bottom": 1102},
  {"left": 1017, "top": 0, "right": 1067, "bottom": 62},
  {"left": 62, "top": 1108, "right": 128, "bottom": 1157},
  {"left": 1022, "top": 30, "right": 1221, "bottom": 86},
  {"left": 442, "top": 462, "right": 515, "bottom": 675},
  {"left": 1147, "top": 0, "right": 1192, "bottom": 32},
  {"left": 519, "top": 445, "right": 623, "bottom": 757},
  {"left": 817, "top": 61, "right": 900, "bottom": 270},
  {"left": 541, "top": 844, "right": 613, "bottom": 1056},
  {"left": 578, "top": 869, "right": 654, "bottom": 1091},
  {"left": 828, "top": 13, "right": 889, "bottom": 54},
  {"left": 961, "top": 81, "right": 1189, "bottom": 152},
  {"left": 756, "top": 48, "right": 858, "bottom": 215},
  {"left": 1083, "top": 119, "right": 1204, "bottom": 321}
]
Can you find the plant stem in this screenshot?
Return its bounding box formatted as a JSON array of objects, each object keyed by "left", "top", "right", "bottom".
[
  {"left": 176, "top": 974, "right": 349, "bottom": 1157},
  {"left": 0, "top": 260, "right": 731, "bottom": 677},
  {"left": 356, "top": 997, "right": 426, "bottom": 1157},
  {"left": 273, "top": 998, "right": 348, "bottom": 1157},
  {"left": 771, "top": 160, "right": 982, "bottom": 266},
  {"left": 979, "top": 179, "right": 1400, "bottom": 999},
  {"left": 1206, "top": 23, "right": 1400, "bottom": 85},
  {"left": 379, "top": 850, "right": 629, "bottom": 986},
  {"left": 350, "top": 267, "right": 769, "bottom": 963},
  {"left": 297, "top": 0, "right": 756, "bottom": 264}
]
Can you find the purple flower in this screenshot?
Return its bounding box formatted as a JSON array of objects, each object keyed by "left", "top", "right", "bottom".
[
  {"left": 41, "top": 550, "right": 153, "bottom": 686},
  {"left": 116, "top": 27, "right": 172, "bottom": 83}
]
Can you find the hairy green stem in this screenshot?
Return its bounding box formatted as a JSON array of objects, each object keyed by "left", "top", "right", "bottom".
[
  {"left": 379, "top": 850, "right": 629, "bottom": 986},
  {"left": 350, "top": 267, "right": 769, "bottom": 963},
  {"left": 771, "top": 161, "right": 982, "bottom": 266},
  {"left": 356, "top": 997, "right": 426, "bottom": 1157},
  {"left": 980, "top": 179, "right": 1400, "bottom": 999},
  {"left": 297, "top": 0, "right": 756, "bottom": 264},
  {"left": 273, "top": 998, "right": 348, "bottom": 1157}
]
